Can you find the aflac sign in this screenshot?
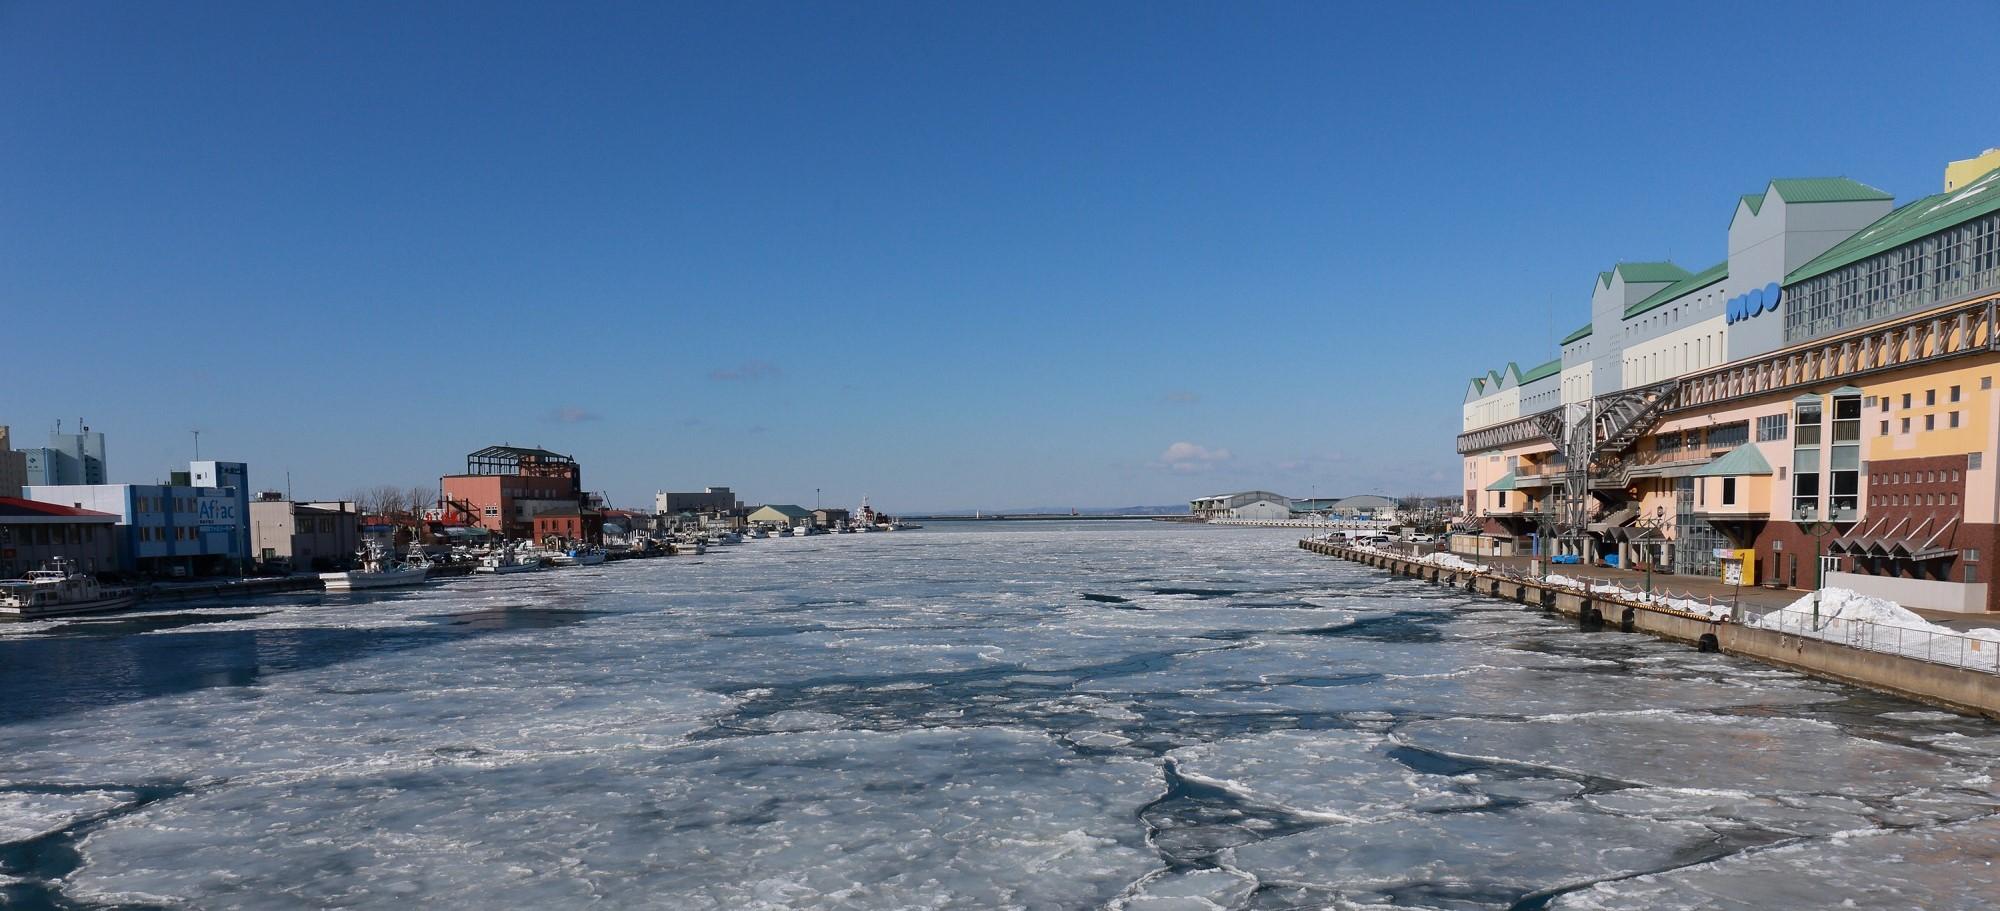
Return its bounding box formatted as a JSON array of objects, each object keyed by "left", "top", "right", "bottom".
[
  {"left": 1726, "top": 282, "right": 1784, "bottom": 324},
  {"left": 196, "top": 495, "right": 240, "bottom": 529}
]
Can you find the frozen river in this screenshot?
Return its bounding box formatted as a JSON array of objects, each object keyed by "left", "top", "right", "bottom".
[{"left": 4, "top": 522, "right": 2000, "bottom": 910}]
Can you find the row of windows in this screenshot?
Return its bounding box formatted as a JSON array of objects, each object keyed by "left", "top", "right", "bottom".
[
  {"left": 1624, "top": 332, "right": 1725, "bottom": 387},
  {"left": 1624, "top": 287, "right": 1722, "bottom": 338},
  {"left": 1653, "top": 421, "right": 1750, "bottom": 453},
  {"left": 1707, "top": 422, "right": 1749, "bottom": 449},
  {"left": 1871, "top": 385, "right": 1966, "bottom": 411},
  {"left": 1880, "top": 412, "right": 1962, "bottom": 434},
  {"left": 1878, "top": 469, "right": 1962, "bottom": 485},
  {"left": 0, "top": 525, "right": 100, "bottom": 546},
  {"left": 1786, "top": 211, "right": 2000, "bottom": 342},
  {"left": 133, "top": 496, "right": 212, "bottom": 514},
  {"left": 1872, "top": 493, "right": 1959, "bottom": 507}
]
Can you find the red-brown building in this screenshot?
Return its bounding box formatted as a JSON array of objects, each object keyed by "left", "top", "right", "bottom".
[
  {"left": 532, "top": 508, "right": 604, "bottom": 546},
  {"left": 440, "top": 446, "right": 590, "bottom": 541}
]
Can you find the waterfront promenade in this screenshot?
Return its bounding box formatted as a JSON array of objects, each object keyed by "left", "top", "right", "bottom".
[
  {"left": 1305, "top": 537, "right": 2000, "bottom": 718},
  {"left": 1384, "top": 542, "right": 1994, "bottom": 630}
]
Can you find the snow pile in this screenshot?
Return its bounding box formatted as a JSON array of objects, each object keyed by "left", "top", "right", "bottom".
[
  {"left": 1418, "top": 551, "right": 1488, "bottom": 572},
  {"left": 1541, "top": 575, "right": 1730, "bottom": 620},
  {"left": 1749, "top": 588, "right": 2000, "bottom": 671}
]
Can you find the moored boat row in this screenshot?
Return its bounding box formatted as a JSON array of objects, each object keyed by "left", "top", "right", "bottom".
[{"left": 0, "top": 514, "right": 917, "bottom": 620}]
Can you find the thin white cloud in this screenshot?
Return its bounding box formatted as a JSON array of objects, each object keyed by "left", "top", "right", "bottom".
[
  {"left": 709, "top": 360, "right": 782, "bottom": 382},
  {"left": 546, "top": 405, "right": 601, "bottom": 423},
  {"left": 1158, "top": 441, "right": 1233, "bottom": 473}
]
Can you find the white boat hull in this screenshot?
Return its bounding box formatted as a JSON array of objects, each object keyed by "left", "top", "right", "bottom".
[
  {"left": 0, "top": 593, "right": 143, "bottom": 619},
  {"left": 320, "top": 567, "right": 430, "bottom": 591},
  {"left": 475, "top": 562, "right": 541, "bottom": 575}
]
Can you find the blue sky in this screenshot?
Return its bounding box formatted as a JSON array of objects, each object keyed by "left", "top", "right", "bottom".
[{"left": 4, "top": 1, "right": 1994, "bottom": 512}]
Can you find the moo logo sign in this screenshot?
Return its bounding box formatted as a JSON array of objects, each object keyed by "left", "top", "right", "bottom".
[{"left": 1726, "top": 282, "right": 1784, "bottom": 324}]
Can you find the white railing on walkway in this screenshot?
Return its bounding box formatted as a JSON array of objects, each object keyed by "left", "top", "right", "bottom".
[{"left": 1306, "top": 541, "right": 2000, "bottom": 678}]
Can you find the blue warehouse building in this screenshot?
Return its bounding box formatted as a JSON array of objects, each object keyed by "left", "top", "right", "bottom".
[{"left": 25, "top": 460, "right": 252, "bottom": 577}]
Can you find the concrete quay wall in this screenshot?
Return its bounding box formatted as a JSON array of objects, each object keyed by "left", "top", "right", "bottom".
[
  {"left": 1211, "top": 519, "right": 1393, "bottom": 529},
  {"left": 1300, "top": 539, "right": 2000, "bottom": 718}
]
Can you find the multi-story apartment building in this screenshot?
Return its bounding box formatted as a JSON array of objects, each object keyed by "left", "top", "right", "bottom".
[{"left": 1456, "top": 151, "right": 2000, "bottom": 613}]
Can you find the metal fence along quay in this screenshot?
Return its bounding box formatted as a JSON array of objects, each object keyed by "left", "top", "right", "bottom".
[{"left": 1318, "top": 537, "right": 2000, "bottom": 677}]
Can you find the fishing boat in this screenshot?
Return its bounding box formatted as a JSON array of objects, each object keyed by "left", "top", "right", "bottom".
[
  {"left": 475, "top": 543, "right": 543, "bottom": 574},
  {"left": 671, "top": 538, "right": 707, "bottom": 556},
  {"left": 320, "top": 541, "right": 430, "bottom": 591},
  {"left": 0, "top": 558, "right": 143, "bottom": 618},
  {"left": 549, "top": 546, "right": 607, "bottom": 567}
]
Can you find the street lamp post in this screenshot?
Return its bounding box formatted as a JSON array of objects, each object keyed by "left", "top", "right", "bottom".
[
  {"left": 1805, "top": 519, "right": 1838, "bottom": 629},
  {"left": 1646, "top": 541, "right": 1658, "bottom": 596}
]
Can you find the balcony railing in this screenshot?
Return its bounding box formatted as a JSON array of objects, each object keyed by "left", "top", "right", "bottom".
[
  {"left": 1457, "top": 407, "right": 1562, "bottom": 455},
  {"left": 1671, "top": 297, "right": 1996, "bottom": 414}
]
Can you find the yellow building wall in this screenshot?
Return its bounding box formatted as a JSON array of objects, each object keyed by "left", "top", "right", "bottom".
[
  {"left": 1859, "top": 363, "right": 1998, "bottom": 522},
  {"left": 1945, "top": 149, "right": 2000, "bottom": 192}
]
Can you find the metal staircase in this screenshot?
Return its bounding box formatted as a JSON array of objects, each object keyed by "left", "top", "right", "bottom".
[
  {"left": 1592, "top": 381, "right": 1680, "bottom": 460},
  {"left": 1531, "top": 380, "right": 1681, "bottom": 559}
]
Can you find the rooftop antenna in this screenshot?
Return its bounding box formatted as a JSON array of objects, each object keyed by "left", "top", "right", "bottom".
[{"left": 191, "top": 428, "right": 201, "bottom": 461}]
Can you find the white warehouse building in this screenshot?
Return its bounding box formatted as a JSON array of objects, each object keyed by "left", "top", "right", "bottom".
[{"left": 1190, "top": 491, "right": 1293, "bottom": 521}]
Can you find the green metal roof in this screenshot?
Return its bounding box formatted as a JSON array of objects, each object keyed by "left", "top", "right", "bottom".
[
  {"left": 1467, "top": 359, "right": 1561, "bottom": 396},
  {"left": 1693, "top": 445, "right": 1774, "bottom": 477},
  {"left": 1598, "top": 262, "right": 1691, "bottom": 288},
  {"left": 1624, "top": 260, "right": 1728, "bottom": 319},
  {"left": 1560, "top": 322, "right": 1593, "bottom": 345},
  {"left": 1787, "top": 167, "right": 2000, "bottom": 285},
  {"left": 1519, "top": 357, "right": 1562, "bottom": 384},
  {"left": 1739, "top": 193, "right": 1765, "bottom": 216},
  {"left": 1767, "top": 177, "right": 1893, "bottom": 204},
  {"left": 1485, "top": 472, "right": 1518, "bottom": 492},
  {"left": 1618, "top": 261, "right": 1692, "bottom": 284}
]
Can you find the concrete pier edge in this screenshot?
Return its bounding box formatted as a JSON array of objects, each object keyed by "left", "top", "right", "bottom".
[{"left": 1300, "top": 538, "right": 2000, "bottom": 719}]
